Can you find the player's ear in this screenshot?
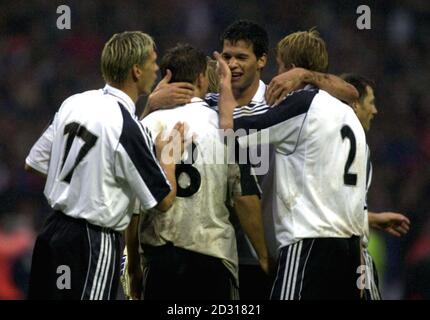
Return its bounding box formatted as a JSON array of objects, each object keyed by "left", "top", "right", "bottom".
[
  {"left": 351, "top": 101, "right": 359, "bottom": 113},
  {"left": 257, "top": 53, "right": 268, "bottom": 70},
  {"left": 131, "top": 64, "right": 142, "bottom": 82}
]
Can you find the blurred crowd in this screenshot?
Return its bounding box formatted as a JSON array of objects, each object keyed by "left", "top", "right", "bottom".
[{"left": 0, "top": 0, "right": 429, "bottom": 299}]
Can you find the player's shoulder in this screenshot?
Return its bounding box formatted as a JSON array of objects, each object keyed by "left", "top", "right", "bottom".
[
  {"left": 59, "top": 89, "right": 107, "bottom": 113},
  {"left": 273, "top": 87, "right": 319, "bottom": 117},
  {"left": 63, "top": 88, "right": 103, "bottom": 104},
  {"left": 141, "top": 99, "right": 217, "bottom": 126},
  {"left": 311, "top": 89, "right": 353, "bottom": 114}
]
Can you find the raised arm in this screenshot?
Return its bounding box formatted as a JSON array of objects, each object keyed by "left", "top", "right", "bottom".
[
  {"left": 214, "top": 51, "right": 237, "bottom": 130},
  {"left": 266, "top": 67, "right": 359, "bottom": 106}
]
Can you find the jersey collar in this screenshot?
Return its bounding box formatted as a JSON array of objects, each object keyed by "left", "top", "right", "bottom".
[
  {"left": 190, "top": 97, "right": 204, "bottom": 103},
  {"left": 103, "top": 84, "right": 136, "bottom": 114},
  {"left": 251, "top": 80, "right": 267, "bottom": 104}
]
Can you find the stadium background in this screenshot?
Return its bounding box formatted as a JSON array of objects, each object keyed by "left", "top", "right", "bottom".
[{"left": 0, "top": 0, "right": 429, "bottom": 299}]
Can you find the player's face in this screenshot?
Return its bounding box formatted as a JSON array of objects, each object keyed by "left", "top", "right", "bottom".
[
  {"left": 356, "top": 86, "right": 377, "bottom": 131},
  {"left": 221, "top": 40, "right": 264, "bottom": 93},
  {"left": 139, "top": 49, "right": 159, "bottom": 95}
]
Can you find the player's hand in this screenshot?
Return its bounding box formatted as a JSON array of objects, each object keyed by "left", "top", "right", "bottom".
[
  {"left": 266, "top": 68, "right": 309, "bottom": 106},
  {"left": 213, "top": 51, "right": 232, "bottom": 87},
  {"left": 128, "top": 269, "right": 143, "bottom": 300},
  {"left": 147, "top": 69, "right": 195, "bottom": 111},
  {"left": 369, "top": 212, "right": 411, "bottom": 237},
  {"left": 155, "top": 122, "right": 192, "bottom": 164}
]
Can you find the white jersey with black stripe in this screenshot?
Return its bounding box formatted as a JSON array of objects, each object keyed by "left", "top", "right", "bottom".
[
  {"left": 25, "top": 85, "right": 171, "bottom": 231},
  {"left": 236, "top": 87, "right": 368, "bottom": 249},
  {"left": 139, "top": 97, "right": 244, "bottom": 283},
  {"left": 206, "top": 81, "right": 278, "bottom": 264}
]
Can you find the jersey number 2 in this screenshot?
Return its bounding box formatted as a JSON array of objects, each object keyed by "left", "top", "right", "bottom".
[
  {"left": 340, "top": 125, "right": 357, "bottom": 186},
  {"left": 61, "top": 122, "right": 98, "bottom": 183}
]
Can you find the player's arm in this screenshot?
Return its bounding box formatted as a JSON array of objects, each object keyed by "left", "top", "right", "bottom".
[
  {"left": 234, "top": 89, "right": 317, "bottom": 154},
  {"left": 368, "top": 211, "right": 411, "bottom": 237},
  {"left": 125, "top": 214, "right": 142, "bottom": 299},
  {"left": 228, "top": 162, "right": 271, "bottom": 274},
  {"left": 214, "top": 51, "right": 237, "bottom": 130},
  {"left": 114, "top": 112, "right": 186, "bottom": 212},
  {"left": 25, "top": 118, "right": 56, "bottom": 177},
  {"left": 141, "top": 70, "right": 195, "bottom": 119},
  {"left": 24, "top": 164, "right": 47, "bottom": 178},
  {"left": 266, "top": 67, "right": 359, "bottom": 106},
  {"left": 233, "top": 195, "right": 270, "bottom": 274}
]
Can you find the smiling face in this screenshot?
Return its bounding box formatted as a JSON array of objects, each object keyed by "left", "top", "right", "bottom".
[
  {"left": 221, "top": 39, "right": 266, "bottom": 95},
  {"left": 355, "top": 85, "right": 377, "bottom": 131}
]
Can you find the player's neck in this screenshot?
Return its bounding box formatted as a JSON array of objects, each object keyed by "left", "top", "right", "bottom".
[
  {"left": 193, "top": 87, "right": 206, "bottom": 100},
  {"left": 233, "top": 77, "right": 260, "bottom": 106},
  {"left": 110, "top": 82, "right": 139, "bottom": 104}
]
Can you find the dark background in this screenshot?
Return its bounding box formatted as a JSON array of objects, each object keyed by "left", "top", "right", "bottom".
[{"left": 0, "top": 0, "right": 429, "bottom": 299}]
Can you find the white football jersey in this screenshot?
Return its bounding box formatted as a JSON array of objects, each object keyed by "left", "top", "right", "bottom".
[
  {"left": 237, "top": 88, "right": 368, "bottom": 249},
  {"left": 139, "top": 97, "right": 246, "bottom": 283},
  {"left": 25, "top": 85, "right": 171, "bottom": 231}
]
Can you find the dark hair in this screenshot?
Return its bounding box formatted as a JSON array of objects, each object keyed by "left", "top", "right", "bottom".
[
  {"left": 220, "top": 20, "right": 268, "bottom": 58},
  {"left": 340, "top": 73, "right": 375, "bottom": 101},
  {"left": 160, "top": 43, "right": 207, "bottom": 84}
]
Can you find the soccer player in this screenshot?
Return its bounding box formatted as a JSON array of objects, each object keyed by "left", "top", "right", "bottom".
[
  {"left": 218, "top": 29, "right": 368, "bottom": 300},
  {"left": 214, "top": 21, "right": 363, "bottom": 300},
  {"left": 24, "top": 31, "right": 186, "bottom": 300},
  {"left": 341, "top": 73, "right": 411, "bottom": 300},
  {"left": 126, "top": 43, "right": 266, "bottom": 300}
]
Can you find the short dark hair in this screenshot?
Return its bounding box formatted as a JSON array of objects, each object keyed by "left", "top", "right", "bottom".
[
  {"left": 220, "top": 20, "right": 269, "bottom": 58},
  {"left": 340, "top": 73, "right": 375, "bottom": 101},
  {"left": 160, "top": 43, "right": 207, "bottom": 84}
]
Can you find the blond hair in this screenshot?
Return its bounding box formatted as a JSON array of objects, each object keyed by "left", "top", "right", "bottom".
[
  {"left": 277, "top": 28, "right": 328, "bottom": 73},
  {"left": 207, "top": 58, "right": 219, "bottom": 93},
  {"left": 101, "top": 31, "right": 155, "bottom": 85}
]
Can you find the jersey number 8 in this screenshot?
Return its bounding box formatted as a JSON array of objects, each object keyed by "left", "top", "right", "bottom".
[{"left": 175, "top": 142, "right": 201, "bottom": 197}]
